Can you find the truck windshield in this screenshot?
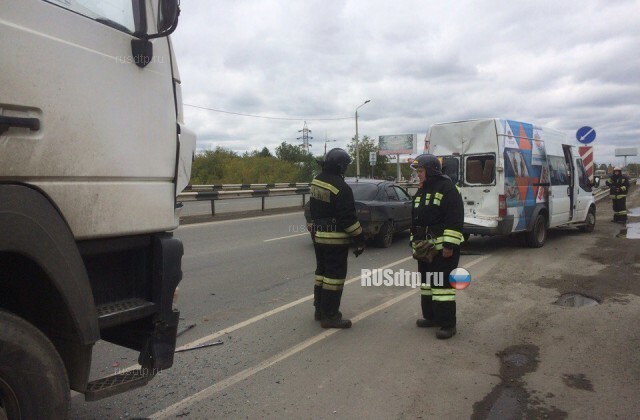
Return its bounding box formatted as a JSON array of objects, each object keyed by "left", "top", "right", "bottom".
[{"left": 45, "top": 0, "right": 135, "bottom": 33}]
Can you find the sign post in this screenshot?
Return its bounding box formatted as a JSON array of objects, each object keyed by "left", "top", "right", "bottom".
[{"left": 369, "top": 152, "right": 377, "bottom": 178}]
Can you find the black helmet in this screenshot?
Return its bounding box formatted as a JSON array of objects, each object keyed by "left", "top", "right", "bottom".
[
  {"left": 410, "top": 154, "right": 442, "bottom": 176},
  {"left": 323, "top": 148, "right": 352, "bottom": 175}
]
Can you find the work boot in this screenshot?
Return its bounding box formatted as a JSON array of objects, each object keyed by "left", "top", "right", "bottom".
[
  {"left": 320, "top": 289, "right": 349, "bottom": 327},
  {"left": 313, "top": 284, "right": 323, "bottom": 320},
  {"left": 436, "top": 327, "right": 457, "bottom": 339},
  {"left": 315, "top": 309, "right": 341, "bottom": 321},
  {"left": 416, "top": 318, "right": 438, "bottom": 328},
  {"left": 321, "top": 314, "right": 352, "bottom": 329}
]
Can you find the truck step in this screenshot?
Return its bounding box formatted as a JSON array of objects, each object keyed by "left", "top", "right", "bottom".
[
  {"left": 97, "top": 298, "right": 157, "bottom": 329},
  {"left": 84, "top": 369, "right": 154, "bottom": 401}
]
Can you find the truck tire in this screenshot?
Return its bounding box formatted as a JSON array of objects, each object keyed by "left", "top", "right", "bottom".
[
  {"left": 525, "top": 214, "right": 547, "bottom": 248},
  {"left": 375, "top": 221, "right": 394, "bottom": 248},
  {"left": 579, "top": 206, "right": 596, "bottom": 233},
  {"left": 0, "top": 311, "right": 69, "bottom": 420}
]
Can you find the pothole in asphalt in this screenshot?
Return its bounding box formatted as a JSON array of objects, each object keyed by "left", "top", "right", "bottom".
[
  {"left": 555, "top": 293, "right": 599, "bottom": 307},
  {"left": 472, "top": 344, "right": 567, "bottom": 419}
]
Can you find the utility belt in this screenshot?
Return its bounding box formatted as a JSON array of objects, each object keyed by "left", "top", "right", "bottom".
[{"left": 410, "top": 224, "right": 444, "bottom": 241}]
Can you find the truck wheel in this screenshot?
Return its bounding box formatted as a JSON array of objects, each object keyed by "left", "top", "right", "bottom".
[
  {"left": 0, "top": 311, "right": 69, "bottom": 420},
  {"left": 525, "top": 214, "right": 547, "bottom": 248},
  {"left": 579, "top": 206, "right": 596, "bottom": 233},
  {"left": 375, "top": 221, "right": 394, "bottom": 248}
]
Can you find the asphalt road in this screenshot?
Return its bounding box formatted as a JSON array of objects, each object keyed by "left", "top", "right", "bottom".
[{"left": 69, "top": 184, "right": 640, "bottom": 419}]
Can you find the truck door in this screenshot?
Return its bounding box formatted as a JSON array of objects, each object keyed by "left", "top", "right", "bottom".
[
  {"left": 0, "top": 0, "right": 179, "bottom": 238},
  {"left": 461, "top": 153, "right": 496, "bottom": 223},
  {"left": 574, "top": 158, "right": 592, "bottom": 222},
  {"left": 547, "top": 154, "right": 571, "bottom": 225},
  {"left": 563, "top": 145, "right": 575, "bottom": 221}
]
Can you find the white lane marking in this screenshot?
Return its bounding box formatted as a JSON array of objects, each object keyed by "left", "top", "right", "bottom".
[
  {"left": 150, "top": 254, "right": 491, "bottom": 419},
  {"left": 174, "top": 255, "right": 415, "bottom": 351},
  {"left": 264, "top": 232, "right": 309, "bottom": 242}
]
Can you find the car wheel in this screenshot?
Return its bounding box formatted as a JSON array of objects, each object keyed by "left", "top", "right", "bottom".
[
  {"left": 375, "top": 221, "right": 394, "bottom": 248},
  {"left": 0, "top": 310, "right": 69, "bottom": 420},
  {"left": 579, "top": 206, "right": 596, "bottom": 233},
  {"left": 525, "top": 214, "right": 547, "bottom": 248}
]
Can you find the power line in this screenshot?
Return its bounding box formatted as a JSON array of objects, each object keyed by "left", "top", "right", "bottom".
[{"left": 184, "top": 103, "right": 353, "bottom": 121}]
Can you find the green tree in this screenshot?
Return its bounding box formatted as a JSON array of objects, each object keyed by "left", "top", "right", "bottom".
[
  {"left": 344, "top": 135, "right": 390, "bottom": 178},
  {"left": 275, "top": 142, "right": 308, "bottom": 162},
  {"left": 627, "top": 163, "right": 640, "bottom": 177},
  {"left": 258, "top": 146, "right": 272, "bottom": 157},
  {"left": 190, "top": 146, "right": 239, "bottom": 184}
]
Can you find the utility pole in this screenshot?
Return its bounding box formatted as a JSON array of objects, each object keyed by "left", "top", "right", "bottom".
[
  {"left": 355, "top": 100, "right": 371, "bottom": 179},
  {"left": 297, "top": 121, "right": 313, "bottom": 154}
]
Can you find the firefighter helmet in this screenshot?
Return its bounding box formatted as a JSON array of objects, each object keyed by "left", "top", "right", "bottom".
[
  {"left": 410, "top": 154, "right": 442, "bottom": 176},
  {"left": 613, "top": 167, "right": 621, "bottom": 171},
  {"left": 323, "top": 148, "right": 352, "bottom": 175}
]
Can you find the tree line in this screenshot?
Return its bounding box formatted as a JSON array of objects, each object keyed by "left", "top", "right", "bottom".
[{"left": 189, "top": 136, "right": 414, "bottom": 185}]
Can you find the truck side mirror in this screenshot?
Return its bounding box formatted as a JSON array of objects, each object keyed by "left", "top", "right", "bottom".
[
  {"left": 156, "top": 0, "right": 180, "bottom": 35},
  {"left": 131, "top": 0, "right": 180, "bottom": 68}
]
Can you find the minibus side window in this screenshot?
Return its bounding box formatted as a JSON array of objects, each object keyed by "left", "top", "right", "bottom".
[
  {"left": 576, "top": 159, "right": 592, "bottom": 192},
  {"left": 548, "top": 156, "right": 570, "bottom": 185},
  {"left": 465, "top": 155, "right": 495, "bottom": 185}
]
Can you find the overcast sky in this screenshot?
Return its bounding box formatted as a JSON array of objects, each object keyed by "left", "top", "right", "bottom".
[{"left": 171, "top": 0, "right": 640, "bottom": 166}]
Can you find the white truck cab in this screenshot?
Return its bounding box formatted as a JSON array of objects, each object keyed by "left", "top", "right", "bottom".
[
  {"left": 0, "top": 0, "right": 196, "bottom": 417},
  {"left": 426, "top": 119, "right": 596, "bottom": 247}
]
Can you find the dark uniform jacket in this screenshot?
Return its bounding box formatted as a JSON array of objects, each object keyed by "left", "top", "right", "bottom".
[
  {"left": 310, "top": 172, "right": 363, "bottom": 246},
  {"left": 411, "top": 176, "right": 464, "bottom": 251},
  {"left": 606, "top": 174, "right": 630, "bottom": 199}
]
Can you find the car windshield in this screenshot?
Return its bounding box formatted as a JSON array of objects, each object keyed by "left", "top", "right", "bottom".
[{"left": 348, "top": 183, "right": 379, "bottom": 200}]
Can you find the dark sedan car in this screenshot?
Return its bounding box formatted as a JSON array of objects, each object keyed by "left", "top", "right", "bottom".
[{"left": 304, "top": 178, "right": 413, "bottom": 247}]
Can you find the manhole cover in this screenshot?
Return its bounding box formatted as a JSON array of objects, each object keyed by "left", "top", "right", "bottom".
[{"left": 555, "top": 293, "right": 599, "bottom": 307}]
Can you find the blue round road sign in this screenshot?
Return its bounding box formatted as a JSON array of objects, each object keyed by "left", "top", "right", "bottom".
[{"left": 576, "top": 126, "right": 596, "bottom": 144}]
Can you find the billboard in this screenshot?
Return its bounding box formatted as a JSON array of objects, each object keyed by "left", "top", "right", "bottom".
[
  {"left": 614, "top": 147, "right": 638, "bottom": 156},
  {"left": 378, "top": 134, "right": 417, "bottom": 155}
]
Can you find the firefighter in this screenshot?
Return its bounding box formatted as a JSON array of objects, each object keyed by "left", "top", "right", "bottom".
[
  {"left": 606, "top": 167, "right": 630, "bottom": 223},
  {"left": 410, "top": 154, "right": 464, "bottom": 339},
  {"left": 310, "top": 148, "right": 365, "bottom": 328}
]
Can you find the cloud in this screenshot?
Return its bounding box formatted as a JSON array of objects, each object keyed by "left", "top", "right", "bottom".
[{"left": 172, "top": 0, "right": 640, "bottom": 166}]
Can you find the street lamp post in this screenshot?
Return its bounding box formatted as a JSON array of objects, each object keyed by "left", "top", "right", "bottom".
[
  {"left": 324, "top": 139, "right": 337, "bottom": 156},
  {"left": 355, "top": 100, "right": 370, "bottom": 178}
]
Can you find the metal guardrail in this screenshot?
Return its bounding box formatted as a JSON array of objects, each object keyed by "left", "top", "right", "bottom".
[{"left": 177, "top": 181, "right": 419, "bottom": 216}]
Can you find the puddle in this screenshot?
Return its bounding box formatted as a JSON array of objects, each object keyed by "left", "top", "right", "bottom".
[
  {"left": 472, "top": 345, "right": 567, "bottom": 419},
  {"left": 555, "top": 293, "right": 599, "bottom": 307}
]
